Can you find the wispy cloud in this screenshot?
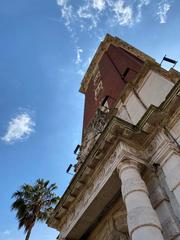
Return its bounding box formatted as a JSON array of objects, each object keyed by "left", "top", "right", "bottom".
[
  {"left": 92, "top": 0, "right": 106, "bottom": 11},
  {"left": 77, "top": 53, "right": 94, "bottom": 76},
  {"left": 56, "top": 0, "right": 174, "bottom": 32},
  {"left": 108, "top": 0, "right": 133, "bottom": 26},
  {"left": 75, "top": 47, "right": 83, "bottom": 64},
  {"left": 57, "top": 0, "right": 74, "bottom": 30},
  {"left": 1, "top": 112, "right": 35, "bottom": 144},
  {"left": 56, "top": 0, "right": 174, "bottom": 75},
  {"left": 56, "top": 0, "right": 134, "bottom": 32},
  {"left": 136, "top": 0, "right": 150, "bottom": 23},
  {"left": 157, "top": 0, "right": 171, "bottom": 23},
  {"left": 77, "top": 6, "right": 97, "bottom": 28}
]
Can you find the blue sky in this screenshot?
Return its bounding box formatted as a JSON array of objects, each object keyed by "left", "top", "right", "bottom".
[{"left": 0, "top": 0, "right": 180, "bottom": 239}]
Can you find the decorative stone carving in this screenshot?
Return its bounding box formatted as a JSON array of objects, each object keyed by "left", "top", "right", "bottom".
[
  {"left": 77, "top": 108, "right": 108, "bottom": 167},
  {"left": 112, "top": 211, "right": 127, "bottom": 233},
  {"left": 92, "top": 109, "right": 107, "bottom": 134},
  {"left": 93, "top": 70, "right": 101, "bottom": 86}
]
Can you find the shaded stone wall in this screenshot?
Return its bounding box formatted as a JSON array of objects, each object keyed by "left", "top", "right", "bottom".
[{"left": 87, "top": 198, "right": 129, "bottom": 240}]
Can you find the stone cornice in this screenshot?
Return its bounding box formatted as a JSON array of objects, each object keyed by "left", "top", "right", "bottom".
[{"left": 79, "top": 34, "right": 156, "bottom": 94}]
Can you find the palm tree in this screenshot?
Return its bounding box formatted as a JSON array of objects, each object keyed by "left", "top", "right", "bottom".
[{"left": 11, "top": 179, "right": 59, "bottom": 240}]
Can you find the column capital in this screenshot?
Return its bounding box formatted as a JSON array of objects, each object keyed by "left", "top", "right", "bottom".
[
  {"left": 117, "top": 159, "right": 141, "bottom": 177},
  {"left": 117, "top": 159, "right": 148, "bottom": 201}
]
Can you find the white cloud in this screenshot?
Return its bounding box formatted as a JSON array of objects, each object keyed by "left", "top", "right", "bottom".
[
  {"left": 136, "top": 0, "right": 150, "bottom": 23},
  {"left": 108, "top": 0, "right": 133, "bottom": 26},
  {"left": 157, "top": 0, "right": 171, "bottom": 23},
  {"left": 77, "top": 5, "right": 92, "bottom": 19},
  {"left": 2, "top": 113, "right": 35, "bottom": 144},
  {"left": 77, "top": 50, "right": 95, "bottom": 75},
  {"left": 77, "top": 4, "right": 98, "bottom": 29},
  {"left": 75, "top": 47, "right": 83, "bottom": 64},
  {"left": 92, "top": 0, "right": 105, "bottom": 11},
  {"left": 57, "top": 0, "right": 67, "bottom": 6},
  {"left": 56, "top": 0, "right": 73, "bottom": 30},
  {"left": 56, "top": 0, "right": 174, "bottom": 31},
  {"left": 56, "top": 0, "right": 138, "bottom": 32}
]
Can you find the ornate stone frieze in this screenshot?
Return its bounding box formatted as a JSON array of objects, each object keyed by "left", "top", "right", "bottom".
[{"left": 145, "top": 130, "right": 180, "bottom": 165}]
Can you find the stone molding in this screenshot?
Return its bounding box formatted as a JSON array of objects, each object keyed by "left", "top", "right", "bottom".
[
  {"left": 117, "top": 159, "right": 140, "bottom": 176},
  {"left": 148, "top": 130, "right": 180, "bottom": 166}
]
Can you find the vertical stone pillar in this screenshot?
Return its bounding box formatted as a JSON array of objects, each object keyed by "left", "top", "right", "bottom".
[
  {"left": 117, "top": 160, "right": 164, "bottom": 240},
  {"left": 145, "top": 171, "right": 180, "bottom": 240},
  {"left": 161, "top": 153, "right": 180, "bottom": 207}
]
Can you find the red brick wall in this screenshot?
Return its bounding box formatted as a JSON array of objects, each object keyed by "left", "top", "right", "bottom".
[{"left": 82, "top": 44, "right": 144, "bottom": 132}]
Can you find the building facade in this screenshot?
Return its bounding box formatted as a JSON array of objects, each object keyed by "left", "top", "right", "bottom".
[{"left": 47, "top": 34, "right": 180, "bottom": 240}]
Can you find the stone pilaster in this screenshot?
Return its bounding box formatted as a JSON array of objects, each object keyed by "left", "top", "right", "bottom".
[
  {"left": 161, "top": 152, "right": 180, "bottom": 208},
  {"left": 117, "top": 160, "right": 164, "bottom": 240},
  {"left": 145, "top": 170, "right": 180, "bottom": 240}
]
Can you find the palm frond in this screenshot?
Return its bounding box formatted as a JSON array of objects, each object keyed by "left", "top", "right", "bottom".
[{"left": 11, "top": 178, "right": 59, "bottom": 236}]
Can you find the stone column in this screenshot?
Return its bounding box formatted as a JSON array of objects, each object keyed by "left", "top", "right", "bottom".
[
  {"left": 117, "top": 160, "right": 164, "bottom": 240},
  {"left": 161, "top": 152, "right": 180, "bottom": 207}
]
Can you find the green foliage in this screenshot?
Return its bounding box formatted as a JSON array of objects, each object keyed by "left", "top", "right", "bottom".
[{"left": 11, "top": 179, "right": 59, "bottom": 240}]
